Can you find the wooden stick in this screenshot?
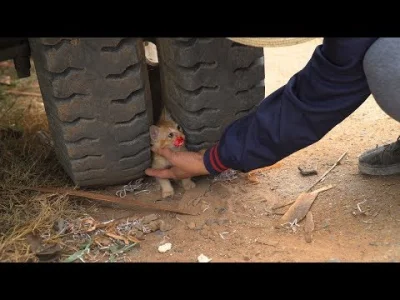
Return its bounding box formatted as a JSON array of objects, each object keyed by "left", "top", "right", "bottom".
[
  {"left": 272, "top": 200, "right": 296, "bottom": 210},
  {"left": 306, "top": 151, "right": 347, "bottom": 192},
  {"left": 4, "top": 90, "right": 42, "bottom": 97},
  {"left": 273, "top": 154, "right": 345, "bottom": 211},
  {"left": 13, "top": 185, "right": 198, "bottom": 216}
]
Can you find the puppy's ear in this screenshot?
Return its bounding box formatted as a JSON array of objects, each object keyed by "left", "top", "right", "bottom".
[{"left": 149, "top": 125, "right": 160, "bottom": 141}]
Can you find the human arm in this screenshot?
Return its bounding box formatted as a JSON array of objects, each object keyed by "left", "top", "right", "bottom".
[
  {"left": 146, "top": 38, "right": 379, "bottom": 179},
  {"left": 203, "top": 38, "right": 379, "bottom": 175}
]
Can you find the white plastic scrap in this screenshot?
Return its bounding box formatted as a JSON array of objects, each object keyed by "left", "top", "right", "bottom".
[
  {"left": 197, "top": 254, "right": 212, "bottom": 263},
  {"left": 158, "top": 243, "right": 172, "bottom": 253},
  {"left": 115, "top": 178, "right": 151, "bottom": 198}
]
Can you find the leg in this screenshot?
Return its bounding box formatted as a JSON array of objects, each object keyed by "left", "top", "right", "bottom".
[
  {"left": 157, "top": 178, "right": 175, "bottom": 198},
  {"left": 358, "top": 38, "right": 400, "bottom": 175},
  {"left": 181, "top": 178, "right": 196, "bottom": 190},
  {"left": 151, "top": 156, "right": 174, "bottom": 198}
]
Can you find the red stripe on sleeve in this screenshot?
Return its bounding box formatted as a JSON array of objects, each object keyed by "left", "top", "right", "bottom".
[
  {"left": 210, "top": 146, "right": 223, "bottom": 172},
  {"left": 214, "top": 143, "right": 228, "bottom": 171}
]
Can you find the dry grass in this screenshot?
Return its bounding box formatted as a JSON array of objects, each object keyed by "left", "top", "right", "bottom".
[
  {"left": 0, "top": 62, "right": 90, "bottom": 262},
  {"left": 0, "top": 135, "right": 88, "bottom": 262}
]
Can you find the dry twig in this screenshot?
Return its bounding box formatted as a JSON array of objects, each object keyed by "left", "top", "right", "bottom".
[
  {"left": 13, "top": 185, "right": 197, "bottom": 216},
  {"left": 306, "top": 152, "right": 347, "bottom": 192}
]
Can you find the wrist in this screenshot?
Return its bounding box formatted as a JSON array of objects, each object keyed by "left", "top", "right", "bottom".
[{"left": 203, "top": 143, "right": 229, "bottom": 175}]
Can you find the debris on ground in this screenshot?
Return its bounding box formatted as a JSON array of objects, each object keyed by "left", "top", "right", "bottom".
[
  {"left": 158, "top": 243, "right": 172, "bottom": 253},
  {"left": 36, "top": 244, "right": 63, "bottom": 262},
  {"left": 213, "top": 169, "right": 238, "bottom": 182},
  {"left": 357, "top": 200, "right": 367, "bottom": 213},
  {"left": 64, "top": 241, "right": 92, "bottom": 262},
  {"left": 15, "top": 185, "right": 197, "bottom": 215},
  {"left": 306, "top": 152, "right": 347, "bottom": 192},
  {"left": 298, "top": 166, "right": 318, "bottom": 176},
  {"left": 304, "top": 211, "right": 315, "bottom": 243},
  {"left": 219, "top": 232, "right": 229, "bottom": 239},
  {"left": 25, "top": 233, "right": 62, "bottom": 262},
  {"left": 142, "top": 213, "right": 159, "bottom": 224},
  {"left": 19, "top": 212, "right": 174, "bottom": 262},
  {"left": 3, "top": 89, "right": 42, "bottom": 97},
  {"left": 0, "top": 127, "right": 22, "bottom": 140},
  {"left": 197, "top": 254, "right": 212, "bottom": 262},
  {"left": 255, "top": 237, "right": 278, "bottom": 247},
  {"left": 115, "top": 178, "right": 154, "bottom": 198},
  {"left": 187, "top": 222, "right": 196, "bottom": 230},
  {"left": 0, "top": 75, "right": 11, "bottom": 85},
  {"left": 247, "top": 173, "right": 260, "bottom": 184},
  {"left": 275, "top": 184, "right": 334, "bottom": 229}
]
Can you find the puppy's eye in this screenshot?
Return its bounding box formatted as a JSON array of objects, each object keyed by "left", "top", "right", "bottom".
[
  {"left": 168, "top": 133, "right": 174, "bottom": 138},
  {"left": 177, "top": 125, "right": 181, "bottom": 131}
]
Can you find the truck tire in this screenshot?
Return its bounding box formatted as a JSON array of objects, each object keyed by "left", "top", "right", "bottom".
[
  {"left": 29, "top": 38, "right": 153, "bottom": 187},
  {"left": 156, "top": 38, "right": 265, "bottom": 151}
]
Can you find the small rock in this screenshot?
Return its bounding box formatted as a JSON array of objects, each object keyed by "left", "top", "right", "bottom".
[
  {"left": 35, "top": 244, "right": 62, "bottom": 262},
  {"left": 147, "top": 220, "right": 161, "bottom": 232},
  {"left": 256, "top": 238, "right": 278, "bottom": 247},
  {"left": 188, "top": 222, "right": 196, "bottom": 230},
  {"left": 369, "top": 241, "right": 378, "bottom": 246},
  {"left": 327, "top": 258, "right": 341, "bottom": 263},
  {"left": 142, "top": 214, "right": 159, "bottom": 224},
  {"left": 217, "top": 219, "right": 229, "bottom": 226},
  {"left": 217, "top": 207, "right": 227, "bottom": 214},
  {"left": 135, "top": 231, "right": 145, "bottom": 240},
  {"left": 243, "top": 256, "right": 251, "bottom": 261},
  {"left": 53, "top": 219, "right": 67, "bottom": 234},
  {"left": 158, "top": 243, "right": 172, "bottom": 253},
  {"left": 159, "top": 220, "right": 173, "bottom": 232},
  {"left": 197, "top": 254, "right": 212, "bottom": 262},
  {"left": 205, "top": 219, "right": 216, "bottom": 226},
  {"left": 298, "top": 166, "right": 318, "bottom": 176},
  {"left": 195, "top": 222, "right": 204, "bottom": 230}
]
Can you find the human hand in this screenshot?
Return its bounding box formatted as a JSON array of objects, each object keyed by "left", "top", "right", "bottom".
[{"left": 145, "top": 147, "right": 210, "bottom": 180}]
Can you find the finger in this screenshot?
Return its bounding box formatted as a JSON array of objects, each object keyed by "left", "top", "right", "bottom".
[{"left": 145, "top": 168, "right": 176, "bottom": 179}]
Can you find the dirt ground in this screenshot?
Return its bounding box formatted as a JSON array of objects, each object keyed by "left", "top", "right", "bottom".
[{"left": 1, "top": 39, "right": 399, "bottom": 262}]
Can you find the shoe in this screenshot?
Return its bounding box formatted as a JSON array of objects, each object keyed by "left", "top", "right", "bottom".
[{"left": 358, "top": 136, "right": 400, "bottom": 175}]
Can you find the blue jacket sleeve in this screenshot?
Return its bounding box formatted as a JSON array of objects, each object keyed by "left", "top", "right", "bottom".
[{"left": 203, "top": 38, "right": 379, "bottom": 175}]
